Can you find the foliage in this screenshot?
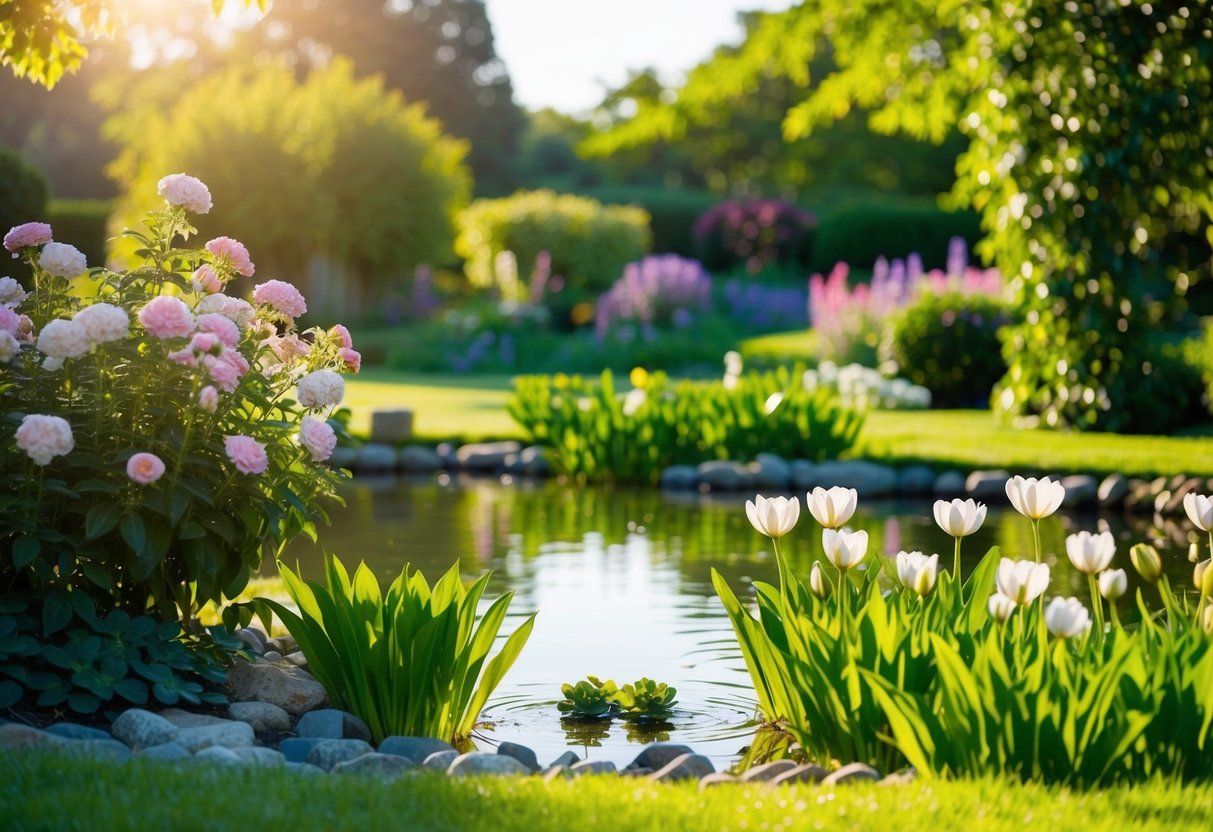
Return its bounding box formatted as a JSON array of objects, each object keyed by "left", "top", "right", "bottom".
[
  {"left": 692, "top": 198, "right": 816, "bottom": 274},
  {"left": 0, "top": 190, "right": 352, "bottom": 630},
  {"left": 260, "top": 553, "right": 536, "bottom": 745},
  {"left": 1112, "top": 336, "right": 1209, "bottom": 436},
  {"left": 557, "top": 675, "right": 678, "bottom": 721},
  {"left": 456, "top": 189, "right": 651, "bottom": 305},
  {"left": 0, "top": 592, "right": 238, "bottom": 716},
  {"left": 48, "top": 199, "right": 111, "bottom": 270},
  {"left": 580, "top": 186, "right": 717, "bottom": 257},
  {"left": 812, "top": 198, "right": 982, "bottom": 272},
  {"left": 557, "top": 676, "right": 619, "bottom": 718},
  {"left": 611, "top": 677, "right": 678, "bottom": 721},
  {"left": 0, "top": 147, "right": 49, "bottom": 280},
  {"left": 507, "top": 367, "right": 864, "bottom": 484},
  {"left": 595, "top": 255, "right": 712, "bottom": 338},
  {"left": 881, "top": 291, "right": 1013, "bottom": 408}
]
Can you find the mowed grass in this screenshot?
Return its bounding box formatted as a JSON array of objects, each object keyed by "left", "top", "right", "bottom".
[
  {"left": 3, "top": 751, "right": 1211, "bottom": 832},
  {"left": 344, "top": 370, "right": 1213, "bottom": 478}
]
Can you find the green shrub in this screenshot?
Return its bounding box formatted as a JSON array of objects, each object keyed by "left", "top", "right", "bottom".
[
  {"left": 0, "top": 147, "right": 50, "bottom": 282},
  {"left": 580, "top": 186, "right": 716, "bottom": 256},
  {"left": 261, "top": 554, "right": 535, "bottom": 745},
  {"left": 881, "top": 291, "right": 1012, "bottom": 408},
  {"left": 813, "top": 198, "right": 981, "bottom": 271},
  {"left": 48, "top": 199, "right": 111, "bottom": 268},
  {"left": 456, "top": 189, "right": 651, "bottom": 300},
  {"left": 507, "top": 367, "right": 864, "bottom": 484},
  {"left": 1113, "top": 336, "right": 1209, "bottom": 435}
]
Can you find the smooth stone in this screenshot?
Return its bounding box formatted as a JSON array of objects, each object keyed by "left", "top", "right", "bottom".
[
  {"left": 1162, "top": 478, "right": 1201, "bottom": 515},
  {"left": 822, "top": 762, "right": 882, "bottom": 786},
  {"left": 497, "top": 741, "right": 540, "bottom": 772},
  {"left": 627, "top": 743, "right": 695, "bottom": 771},
  {"left": 230, "top": 746, "right": 286, "bottom": 767},
  {"left": 1060, "top": 474, "right": 1099, "bottom": 508},
  {"left": 879, "top": 769, "right": 918, "bottom": 786},
  {"left": 279, "top": 737, "right": 324, "bottom": 764},
  {"left": 45, "top": 723, "right": 111, "bottom": 741},
  {"left": 285, "top": 761, "right": 327, "bottom": 776},
  {"left": 1125, "top": 479, "right": 1155, "bottom": 512},
  {"left": 897, "top": 465, "right": 936, "bottom": 495},
  {"left": 699, "top": 772, "right": 739, "bottom": 790},
  {"left": 263, "top": 636, "right": 297, "bottom": 655},
  {"left": 306, "top": 739, "right": 374, "bottom": 771},
  {"left": 1098, "top": 474, "right": 1129, "bottom": 507},
  {"left": 548, "top": 750, "right": 580, "bottom": 769},
  {"left": 0, "top": 724, "right": 63, "bottom": 749},
  {"left": 804, "top": 461, "right": 898, "bottom": 497},
  {"left": 519, "top": 446, "right": 552, "bottom": 478},
  {"left": 400, "top": 444, "right": 443, "bottom": 472},
  {"left": 788, "top": 459, "right": 816, "bottom": 491},
  {"left": 329, "top": 446, "right": 358, "bottom": 470},
  {"left": 659, "top": 465, "right": 698, "bottom": 491},
  {"left": 542, "top": 765, "right": 572, "bottom": 782},
  {"left": 76, "top": 739, "right": 133, "bottom": 762},
  {"left": 371, "top": 409, "right": 414, "bottom": 444},
  {"left": 263, "top": 650, "right": 284, "bottom": 662},
  {"left": 436, "top": 442, "right": 458, "bottom": 468},
  {"left": 570, "top": 760, "right": 618, "bottom": 777},
  {"left": 138, "top": 741, "right": 191, "bottom": 762},
  {"left": 771, "top": 763, "right": 828, "bottom": 785},
  {"left": 965, "top": 470, "right": 1011, "bottom": 502},
  {"left": 619, "top": 767, "right": 653, "bottom": 778},
  {"left": 234, "top": 627, "right": 267, "bottom": 653},
  {"left": 332, "top": 752, "right": 417, "bottom": 779},
  {"left": 173, "top": 720, "right": 254, "bottom": 753},
  {"left": 296, "top": 709, "right": 372, "bottom": 743},
  {"left": 226, "top": 659, "right": 328, "bottom": 716},
  {"left": 697, "top": 460, "right": 752, "bottom": 492},
  {"left": 648, "top": 753, "right": 715, "bottom": 783},
  {"left": 739, "top": 760, "right": 799, "bottom": 782},
  {"left": 192, "top": 746, "right": 243, "bottom": 766},
  {"left": 111, "top": 709, "right": 179, "bottom": 748},
  {"left": 228, "top": 701, "right": 292, "bottom": 734},
  {"left": 355, "top": 443, "right": 399, "bottom": 473},
  {"left": 749, "top": 453, "right": 791, "bottom": 490},
  {"left": 284, "top": 652, "right": 309, "bottom": 668},
  {"left": 932, "top": 470, "right": 967, "bottom": 497},
  {"left": 456, "top": 441, "right": 522, "bottom": 472},
  {"left": 423, "top": 749, "right": 459, "bottom": 770},
  {"left": 447, "top": 751, "right": 531, "bottom": 777},
  {"left": 378, "top": 736, "right": 457, "bottom": 763}
]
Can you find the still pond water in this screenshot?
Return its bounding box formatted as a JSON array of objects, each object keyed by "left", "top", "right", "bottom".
[{"left": 283, "top": 474, "right": 1196, "bottom": 769}]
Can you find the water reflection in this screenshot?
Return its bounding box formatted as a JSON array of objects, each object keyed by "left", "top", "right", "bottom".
[{"left": 282, "top": 474, "right": 1199, "bottom": 768}]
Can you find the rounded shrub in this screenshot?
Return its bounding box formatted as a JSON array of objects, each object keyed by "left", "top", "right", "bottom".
[
  {"left": 813, "top": 198, "right": 981, "bottom": 271},
  {"left": 580, "top": 186, "right": 717, "bottom": 256},
  {"left": 0, "top": 148, "right": 50, "bottom": 281},
  {"left": 881, "top": 291, "right": 1012, "bottom": 408},
  {"left": 692, "top": 198, "right": 816, "bottom": 274},
  {"left": 48, "top": 199, "right": 111, "bottom": 269}
]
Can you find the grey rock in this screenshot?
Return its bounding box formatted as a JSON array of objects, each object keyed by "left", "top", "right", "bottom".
[
  {"left": 262, "top": 650, "right": 284, "bottom": 662},
  {"left": 230, "top": 747, "right": 286, "bottom": 767},
  {"left": 138, "top": 741, "right": 191, "bottom": 762},
  {"left": 263, "top": 636, "right": 297, "bottom": 655},
  {"left": 548, "top": 750, "right": 580, "bottom": 769},
  {"left": 45, "top": 723, "right": 111, "bottom": 741},
  {"left": 822, "top": 762, "right": 882, "bottom": 786},
  {"left": 570, "top": 760, "right": 618, "bottom": 777},
  {"left": 436, "top": 442, "right": 458, "bottom": 468},
  {"left": 965, "top": 470, "right": 1011, "bottom": 502},
  {"left": 378, "top": 736, "right": 457, "bottom": 763},
  {"left": 497, "top": 741, "right": 540, "bottom": 772},
  {"left": 659, "top": 465, "right": 698, "bottom": 491},
  {"left": 771, "top": 764, "right": 828, "bottom": 785},
  {"left": 697, "top": 460, "right": 752, "bottom": 492},
  {"left": 306, "top": 739, "right": 374, "bottom": 771},
  {"left": 456, "top": 441, "right": 522, "bottom": 472},
  {"left": 804, "top": 461, "right": 898, "bottom": 497},
  {"left": 235, "top": 627, "right": 267, "bottom": 653},
  {"left": 1125, "top": 478, "right": 1155, "bottom": 512},
  {"left": 788, "top": 460, "right": 816, "bottom": 491},
  {"left": 226, "top": 659, "right": 328, "bottom": 716},
  {"left": 228, "top": 701, "right": 292, "bottom": 734},
  {"left": 355, "top": 443, "right": 399, "bottom": 473},
  {"left": 699, "top": 772, "right": 739, "bottom": 790},
  {"left": 620, "top": 767, "right": 653, "bottom": 778},
  {"left": 1161, "top": 478, "right": 1201, "bottom": 515},
  {"left": 447, "top": 751, "right": 531, "bottom": 777},
  {"left": 279, "top": 737, "right": 324, "bottom": 764},
  {"left": 749, "top": 454, "right": 791, "bottom": 490},
  {"left": 878, "top": 769, "right": 918, "bottom": 786},
  {"left": 648, "top": 753, "right": 715, "bottom": 783},
  {"left": 400, "top": 445, "right": 443, "bottom": 472},
  {"left": 0, "top": 724, "right": 64, "bottom": 749},
  {"left": 739, "top": 760, "right": 799, "bottom": 782},
  {"left": 192, "top": 746, "right": 243, "bottom": 766},
  {"left": 111, "top": 709, "right": 179, "bottom": 748},
  {"left": 897, "top": 465, "right": 936, "bottom": 496},
  {"left": 328, "top": 446, "right": 358, "bottom": 470},
  {"left": 519, "top": 446, "right": 552, "bottom": 478},
  {"left": 627, "top": 743, "right": 695, "bottom": 771},
  {"left": 371, "top": 409, "right": 414, "bottom": 444},
  {"left": 332, "top": 752, "right": 417, "bottom": 779},
  {"left": 170, "top": 717, "right": 255, "bottom": 753},
  {"left": 1060, "top": 475, "right": 1099, "bottom": 508},
  {"left": 542, "top": 765, "right": 572, "bottom": 782},
  {"left": 932, "top": 470, "right": 967, "bottom": 498},
  {"left": 285, "top": 761, "right": 327, "bottom": 777},
  {"left": 296, "top": 709, "right": 372, "bottom": 743},
  {"left": 1098, "top": 474, "right": 1129, "bottom": 507},
  {"left": 284, "top": 652, "right": 309, "bottom": 669},
  {"left": 423, "top": 749, "right": 459, "bottom": 771},
  {"left": 76, "top": 739, "right": 133, "bottom": 762}
]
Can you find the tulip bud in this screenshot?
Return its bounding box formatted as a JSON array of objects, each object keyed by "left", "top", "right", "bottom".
[
  {"left": 1196, "top": 559, "right": 1213, "bottom": 599},
  {"left": 1130, "top": 543, "right": 1163, "bottom": 583},
  {"left": 1190, "top": 542, "right": 1202, "bottom": 564},
  {"left": 809, "top": 562, "right": 828, "bottom": 598},
  {"left": 1099, "top": 568, "right": 1127, "bottom": 601},
  {"left": 988, "top": 593, "right": 1016, "bottom": 623},
  {"left": 1203, "top": 604, "right": 1213, "bottom": 634},
  {"left": 1045, "top": 596, "right": 1092, "bottom": 639}
]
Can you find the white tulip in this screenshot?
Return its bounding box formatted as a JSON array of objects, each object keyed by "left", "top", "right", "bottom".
[
  {"left": 895, "top": 551, "right": 939, "bottom": 597},
  {"left": 933, "top": 498, "right": 986, "bottom": 538},
  {"left": 809, "top": 562, "right": 828, "bottom": 598},
  {"left": 1004, "top": 475, "right": 1066, "bottom": 520},
  {"left": 745, "top": 494, "right": 800, "bottom": 539},
  {"left": 1190, "top": 542, "right": 1202, "bottom": 564},
  {"left": 1184, "top": 493, "right": 1213, "bottom": 532},
  {"left": 987, "top": 592, "right": 1017, "bottom": 623},
  {"left": 995, "top": 558, "right": 1051, "bottom": 606},
  {"left": 1045, "top": 596, "right": 1092, "bottom": 639},
  {"left": 806, "top": 486, "right": 858, "bottom": 529},
  {"left": 1065, "top": 531, "right": 1116, "bottom": 575},
  {"left": 1196, "top": 559, "right": 1213, "bottom": 598},
  {"left": 1098, "top": 568, "right": 1128, "bottom": 601},
  {"left": 822, "top": 528, "right": 868, "bottom": 572}
]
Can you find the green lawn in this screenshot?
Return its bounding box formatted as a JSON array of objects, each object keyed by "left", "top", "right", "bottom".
[{"left": 4, "top": 752, "right": 1210, "bottom": 832}]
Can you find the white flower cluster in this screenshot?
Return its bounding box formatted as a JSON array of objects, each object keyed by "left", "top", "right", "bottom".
[
  {"left": 38, "top": 243, "right": 88, "bottom": 278},
  {"left": 296, "top": 369, "right": 345, "bottom": 409},
  {"left": 802, "top": 361, "right": 931, "bottom": 410},
  {"left": 0, "top": 276, "right": 27, "bottom": 307}
]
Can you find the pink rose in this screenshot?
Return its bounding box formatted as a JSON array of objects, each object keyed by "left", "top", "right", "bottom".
[
  {"left": 126, "top": 452, "right": 166, "bottom": 485},
  {"left": 157, "top": 174, "right": 212, "bottom": 214},
  {"left": 188, "top": 332, "right": 220, "bottom": 355},
  {"left": 0, "top": 305, "right": 20, "bottom": 336},
  {"left": 15, "top": 414, "right": 74, "bottom": 466},
  {"left": 139, "top": 296, "right": 195, "bottom": 340},
  {"left": 339, "top": 347, "right": 361, "bottom": 373},
  {"left": 298, "top": 417, "right": 337, "bottom": 462},
  {"left": 167, "top": 347, "right": 197, "bottom": 367},
  {"left": 192, "top": 264, "right": 222, "bottom": 294},
  {"left": 252, "top": 280, "right": 307, "bottom": 319},
  {"left": 224, "top": 435, "right": 267, "bottom": 475},
  {"left": 330, "top": 324, "right": 353, "bottom": 350},
  {"left": 195, "top": 313, "right": 240, "bottom": 348},
  {"left": 203, "top": 354, "right": 239, "bottom": 392},
  {"left": 198, "top": 385, "right": 219, "bottom": 412},
  {"left": 4, "top": 222, "right": 52, "bottom": 253},
  {"left": 205, "top": 236, "right": 255, "bottom": 277}
]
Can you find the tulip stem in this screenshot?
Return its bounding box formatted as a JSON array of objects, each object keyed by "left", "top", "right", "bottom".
[
  {"left": 1087, "top": 573, "right": 1104, "bottom": 645},
  {"left": 835, "top": 567, "right": 848, "bottom": 636},
  {"left": 1207, "top": 531, "right": 1213, "bottom": 562},
  {"left": 1031, "top": 519, "right": 1042, "bottom": 564},
  {"left": 1109, "top": 599, "right": 1121, "bottom": 630},
  {"left": 953, "top": 537, "right": 963, "bottom": 587}
]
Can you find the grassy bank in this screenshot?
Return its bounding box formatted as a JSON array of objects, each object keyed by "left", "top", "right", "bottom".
[
  {"left": 344, "top": 371, "right": 1213, "bottom": 478},
  {"left": 3, "top": 752, "right": 1210, "bottom": 832}
]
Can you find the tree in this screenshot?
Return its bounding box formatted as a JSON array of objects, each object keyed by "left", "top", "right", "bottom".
[{"left": 596, "top": 1, "right": 1213, "bottom": 432}]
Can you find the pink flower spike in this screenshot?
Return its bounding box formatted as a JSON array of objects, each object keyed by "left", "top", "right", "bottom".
[
  {"left": 252, "top": 280, "right": 307, "bottom": 318},
  {"left": 126, "top": 452, "right": 166, "bottom": 485},
  {"left": 4, "top": 222, "right": 52, "bottom": 252},
  {"left": 224, "top": 435, "right": 267, "bottom": 475},
  {"left": 205, "top": 237, "right": 255, "bottom": 277}
]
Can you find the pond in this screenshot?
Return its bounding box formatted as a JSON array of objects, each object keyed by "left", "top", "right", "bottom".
[{"left": 282, "top": 474, "right": 1197, "bottom": 769}]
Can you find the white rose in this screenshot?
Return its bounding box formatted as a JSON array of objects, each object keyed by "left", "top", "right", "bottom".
[
  {"left": 72, "top": 302, "right": 130, "bottom": 346},
  {"left": 15, "top": 414, "right": 74, "bottom": 466},
  {"left": 0, "top": 276, "right": 27, "bottom": 307},
  {"left": 296, "top": 369, "right": 345, "bottom": 409},
  {"left": 38, "top": 242, "right": 88, "bottom": 278},
  {"left": 36, "top": 318, "right": 90, "bottom": 360},
  {"left": 0, "top": 331, "right": 20, "bottom": 362},
  {"left": 157, "top": 173, "right": 213, "bottom": 214}
]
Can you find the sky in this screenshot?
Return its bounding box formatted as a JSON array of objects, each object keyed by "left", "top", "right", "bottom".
[{"left": 488, "top": 0, "right": 795, "bottom": 114}]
